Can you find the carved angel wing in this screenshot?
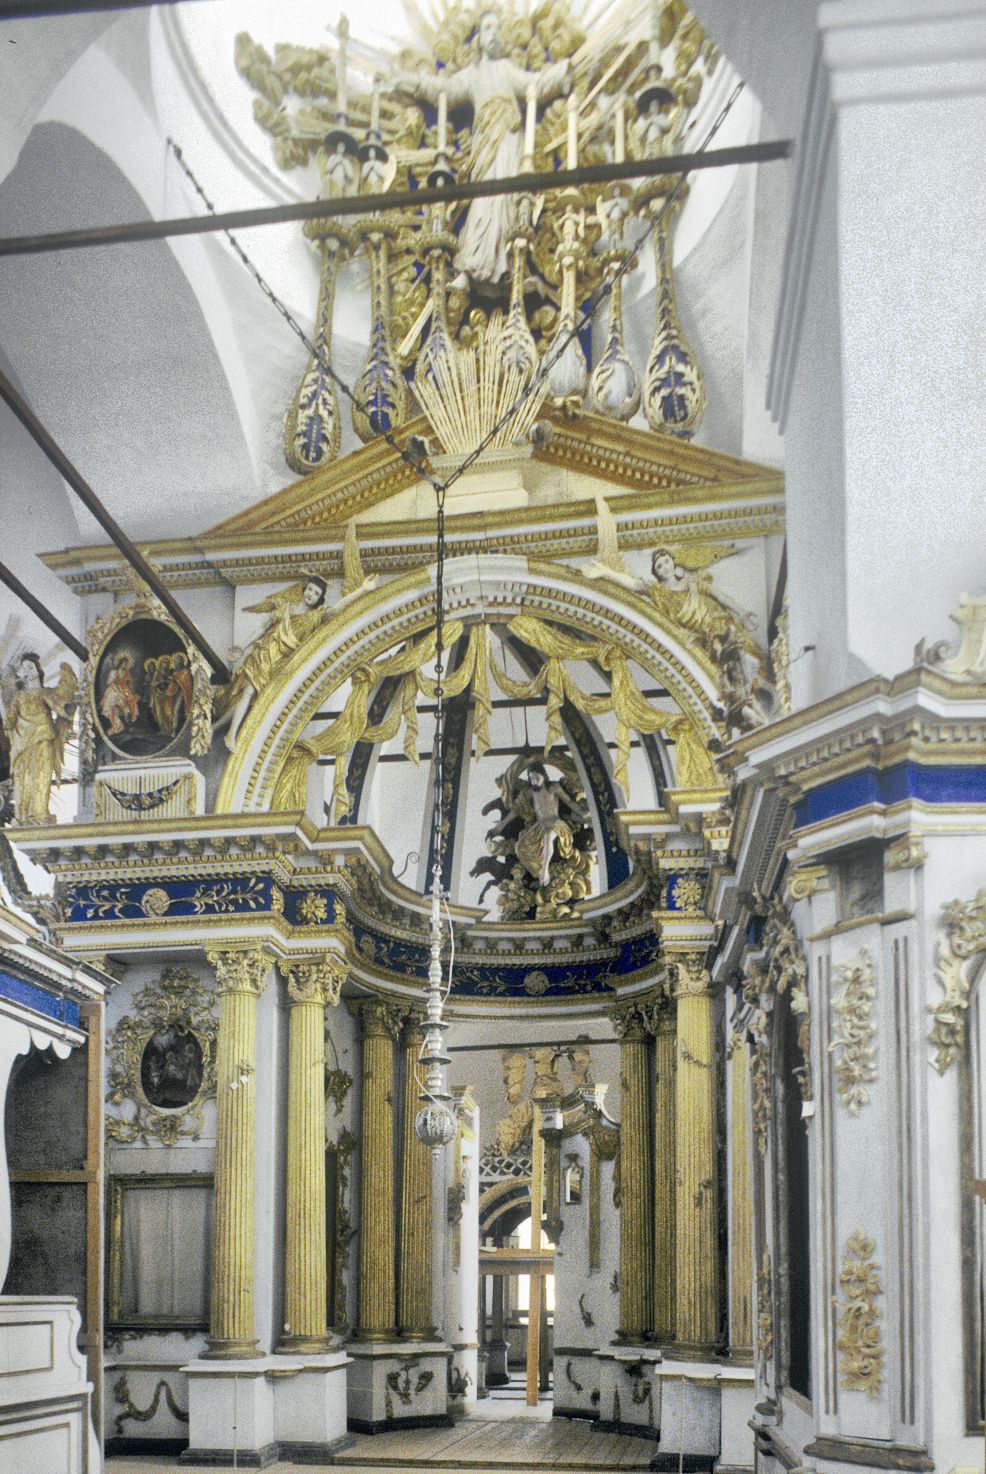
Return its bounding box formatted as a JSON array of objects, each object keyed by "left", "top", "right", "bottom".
[
  {"left": 342, "top": 520, "right": 369, "bottom": 598},
  {"left": 669, "top": 542, "right": 737, "bottom": 572},
  {"left": 48, "top": 662, "right": 79, "bottom": 777},
  {"left": 583, "top": 494, "right": 642, "bottom": 591},
  {"left": 243, "top": 582, "right": 305, "bottom": 618}
]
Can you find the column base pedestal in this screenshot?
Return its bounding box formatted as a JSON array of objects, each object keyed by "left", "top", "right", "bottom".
[
  {"left": 201, "top": 1337, "right": 261, "bottom": 1360},
  {"left": 346, "top": 1340, "right": 452, "bottom": 1432},
  {"left": 552, "top": 1348, "right": 600, "bottom": 1421},
  {"left": 649, "top": 1356, "right": 722, "bottom": 1471},
  {"left": 183, "top": 1351, "right": 351, "bottom": 1467},
  {"left": 595, "top": 1346, "right": 662, "bottom": 1440},
  {"left": 486, "top": 1337, "right": 509, "bottom": 1386}
]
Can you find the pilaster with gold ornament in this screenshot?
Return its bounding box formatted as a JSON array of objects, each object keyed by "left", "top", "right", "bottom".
[
  {"left": 414, "top": 140, "right": 458, "bottom": 394},
  {"left": 611, "top": 999, "right": 656, "bottom": 1341},
  {"left": 727, "top": 1025, "right": 753, "bottom": 1361},
  {"left": 202, "top": 945, "right": 271, "bottom": 1358},
  {"left": 355, "top": 996, "right": 404, "bottom": 1339},
  {"left": 277, "top": 954, "right": 346, "bottom": 1353}
]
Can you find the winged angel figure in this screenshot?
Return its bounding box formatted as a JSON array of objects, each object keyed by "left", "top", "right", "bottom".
[
  {"left": 1, "top": 652, "right": 77, "bottom": 824},
  {"left": 584, "top": 493, "right": 772, "bottom": 730},
  {"left": 218, "top": 522, "right": 376, "bottom": 752}
]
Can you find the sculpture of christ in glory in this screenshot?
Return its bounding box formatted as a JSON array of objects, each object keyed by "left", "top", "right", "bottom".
[{"left": 396, "top": 9, "right": 571, "bottom": 292}]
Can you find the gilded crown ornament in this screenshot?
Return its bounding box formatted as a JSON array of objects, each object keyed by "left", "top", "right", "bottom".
[{"left": 234, "top": 0, "right": 720, "bottom": 473}]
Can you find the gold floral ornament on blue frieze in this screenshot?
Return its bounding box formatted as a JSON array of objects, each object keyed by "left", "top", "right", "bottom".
[{"left": 106, "top": 967, "right": 219, "bottom": 1146}]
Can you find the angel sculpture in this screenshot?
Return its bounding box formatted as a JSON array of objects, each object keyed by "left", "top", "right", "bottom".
[
  {"left": 583, "top": 495, "right": 770, "bottom": 729},
  {"left": 219, "top": 523, "right": 377, "bottom": 752},
  {"left": 1, "top": 653, "right": 77, "bottom": 825}
]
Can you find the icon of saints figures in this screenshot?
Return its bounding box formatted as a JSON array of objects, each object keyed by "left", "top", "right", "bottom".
[
  {"left": 1, "top": 652, "right": 77, "bottom": 825},
  {"left": 395, "top": 9, "right": 571, "bottom": 292}
]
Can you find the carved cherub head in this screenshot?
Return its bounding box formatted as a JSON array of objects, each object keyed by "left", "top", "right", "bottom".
[
  {"left": 15, "top": 653, "right": 43, "bottom": 690},
  {"left": 301, "top": 576, "right": 328, "bottom": 609}
]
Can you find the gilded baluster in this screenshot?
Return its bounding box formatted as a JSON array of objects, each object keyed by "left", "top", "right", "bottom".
[
  {"left": 500, "top": 201, "right": 538, "bottom": 381},
  {"left": 416, "top": 152, "right": 458, "bottom": 391},
  {"left": 643, "top": 204, "right": 705, "bottom": 438},
  {"left": 545, "top": 188, "right": 588, "bottom": 412},
  {"left": 353, "top": 216, "right": 409, "bottom": 442},
  {"left": 283, "top": 131, "right": 357, "bottom": 475},
  {"left": 586, "top": 186, "right": 639, "bottom": 421}
]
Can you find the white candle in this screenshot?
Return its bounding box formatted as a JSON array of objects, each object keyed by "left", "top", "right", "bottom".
[
  {"left": 437, "top": 89, "right": 448, "bottom": 153},
  {"left": 649, "top": 0, "right": 661, "bottom": 67},
  {"left": 370, "top": 77, "right": 380, "bottom": 134},
  {"left": 524, "top": 80, "right": 537, "bottom": 163},
  {"left": 614, "top": 99, "right": 625, "bottom": 164},
  {"left": 336, "top": 15, "right": 349, "bottom": 118},
  {"left": 566, "top": 91, "right": 578, "bottom": 170}
]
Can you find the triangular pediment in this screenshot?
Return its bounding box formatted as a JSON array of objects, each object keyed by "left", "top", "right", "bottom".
[{"left": 207, "top": 409, "right": 781, "bottom": 538}]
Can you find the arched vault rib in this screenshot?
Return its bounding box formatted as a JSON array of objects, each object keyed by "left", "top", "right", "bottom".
[{"left": 216, "top": 555, "right": 724, "bottom": 815}]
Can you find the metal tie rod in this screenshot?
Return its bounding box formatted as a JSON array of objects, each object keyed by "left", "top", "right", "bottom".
[
  {"left": 0, "top": 370, "right": 231, "bottom": 684},
  {"left": 0, "top": 141, "right": 791, "bottom": 257}
]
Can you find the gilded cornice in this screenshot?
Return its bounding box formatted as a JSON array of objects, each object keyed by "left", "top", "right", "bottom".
[
  {"left": 727, "top": 666, "right": 986, "bottom": 800},
  {"left": 41, "top": 415, "right": 783, "bottom": 596}
]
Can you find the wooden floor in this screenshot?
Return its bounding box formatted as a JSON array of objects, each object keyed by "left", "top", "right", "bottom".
[
  {"left": 105, "top": 1410, "right": 654, "bottom": 1472},
  {"left": 342, "top": 1413, "right": 653, "bottom": 1468}
]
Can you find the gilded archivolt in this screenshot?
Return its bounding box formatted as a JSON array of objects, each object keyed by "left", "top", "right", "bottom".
[
  {"left": 829, "top": 948, "right": 877, "bottom": 1115},
  {"left": 930, "top": 887, "right": 986, "bottom": 1074},
  {"left": 835, "top": 1229, "right": 884, "bottom": 1399},
  {"left": 225, "top": 570, "right": 726, "bottom": 814}
]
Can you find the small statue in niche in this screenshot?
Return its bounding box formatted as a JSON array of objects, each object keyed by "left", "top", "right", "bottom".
[
  {"left": 217, "top": 523, "right": 376, "bottom": 751},
  {"left": 473, "top": 752, "right": 594, "bottom": 922},
  {"left": 0, "top": 652, "right": 77, "bottom": 825}
]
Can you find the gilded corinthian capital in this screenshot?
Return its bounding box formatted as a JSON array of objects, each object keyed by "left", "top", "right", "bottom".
[
  {"left": 610, "top": 997, "right": 663, "bottom": 1040},
  {"left": 357, "top": 996, "right": 404, "bottom": 1040},
  {"left": 278, "top": 955, "right": 346, "bottom": 1007},
  {"left": 205, "top": 945, "right": 271, "bottom": 997},
  {"left": 670, "top": 954, "right": 713, "bottom": 998}
]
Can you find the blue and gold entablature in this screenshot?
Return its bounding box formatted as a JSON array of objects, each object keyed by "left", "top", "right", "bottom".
[
  {"left": 9, "top": 814, "right": 663, "bottom": 1002},
  {"left": 726, "top": 667, "right": 986, "bottom": 860}
]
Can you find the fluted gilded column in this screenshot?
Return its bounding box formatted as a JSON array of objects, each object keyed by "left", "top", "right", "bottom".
[
  {"left": 277, "top": 955, "right": 346, "bottom": 1352},
  {"left": 653, "top": 1004, "right": 676, "bottom": 1342},
  {"left": 729, "top": 1035, "right": 754, "bottom": 1359},
  {"left": 357, "top": 998, "right": 402, "bottom": 1339},
  {"left": 203, "top": 946, "right": 271, "bottom": 1358},
  {"left": 398, "top": 1009, "right": 434, "bottom": 1339},
  {"left": 673, "top": 957, "right": 719, "bottom": 1353},
  {"left": 613, "top": 1003, "right": 654, "bottom": 1341}
]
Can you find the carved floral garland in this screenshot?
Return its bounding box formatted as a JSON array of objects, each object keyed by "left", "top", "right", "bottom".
[
  {"left": 930, "top": 887, "right": 986, "bottom": 1074},
  {"left": 835, "top": 1229, "right": 884, "bottom": 1398},
  {"left": 829, "top": 948, "right": 877, "bottom": 1114}
]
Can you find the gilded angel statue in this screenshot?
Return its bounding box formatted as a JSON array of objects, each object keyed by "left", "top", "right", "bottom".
[
  {"left": 218, "top": 522, "right": 377, "bottom": 751},
  {"left": 583, "top": 494, "right": 771, "bottom": 729},
  {"left": 1, "top": 652, "right": 77, "bottom": 825}
]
